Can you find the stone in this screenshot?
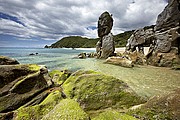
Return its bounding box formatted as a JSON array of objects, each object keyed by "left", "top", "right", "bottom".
[
  {"left": 63, "top": 70, "right": 145, "bottom": 114},
  {"left": 101, "top": 33, "right": 115, "bottom": 58},
  {"left": 96, "top": 11, "right": 115, "bottom": 59},
  {"left": 14, "top": 90, "right": 64, "bottom": 120},
  {"left": 126, "top": 26, "right": 155, "bottom": 54},
  {"left": 97, "top": 11, "right": 113, "bottom": 38},
  {"left": 78, "top": 52, "right": 86, "bottom": 59},
  {"left": 105, "top": 56, "right": 133, "bottom": 68},
  {"left": 147, "top": 47, "right": 180, "bottom": 67},
  {"left": 92, "top": 110, "right": 138, "bottom": 120},
  {"left": 49, "top": 69, "right": 71, "bottom": 85},
  {"left": 154, "top": 0, "right": 180, "bottom": 53},
  {"left": 0, "top": 56, "right": 19, "bottom": 65},
  {"left": 128, "top": 88, "right": 180, "bottom": 120},
  {"left": 0, "top": 64, "right": 53, "bottom": 113},
  {"left": 42, "top": 99, "right": 89, "bottom": 120}
]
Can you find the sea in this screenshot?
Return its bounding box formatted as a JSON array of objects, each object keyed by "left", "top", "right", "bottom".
[
  {"left": 1, "top": 47, "right": 180, "bottom": 98},
  {"left": 0, "top": 47, "right": 97, "bottom": 71}
]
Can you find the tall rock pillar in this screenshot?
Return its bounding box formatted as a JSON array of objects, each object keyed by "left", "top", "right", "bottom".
[{"left": 96, "top": 11, "right": 115, "bottom": 59}]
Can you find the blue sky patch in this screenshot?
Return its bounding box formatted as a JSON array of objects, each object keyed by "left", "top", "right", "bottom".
[
  {"left": 0, "top": 12, "right": 26, "bottom": 27},
  {"left": 86, "top": 26, "right": 97, "bottom": 30}
]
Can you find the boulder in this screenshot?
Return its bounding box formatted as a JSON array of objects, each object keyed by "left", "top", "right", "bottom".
[
  {"left": 63, "top": 70, "right": 146, "bottom": 115},
  {"left": 128, "top": 88, "right": 180, "bottom": 120},
  {"left": 78, "top": 52, "right": 86, "bottom": 59},
  {"left": 101, "top": 33, "right": 115, "bottom": 58},
  {"left": 97, "top": 11, "right": 113, "bottom": 38},
  {"left": 105, "top": 56, "right": 133, "bottom": 68},
  {"left": 14, "top": 90, "right": 64, "bottom": 120},
  {"left": 49, "top": 69, "right": 71, "bottom": 85},
  {"left": 0, "top": 64, "right": 53, "bottom": 113},
  {"left": 147, "top": 47, "right": 180, "bottom": 67},
  {"left": 92, "top": 110, "right": 138, "bottom": 120},
  {"left": 0, "top": 56, "right": 19, "bottom": 65},
  {"left": 42, "top": 99, "right": 89, "bottom": 120}
]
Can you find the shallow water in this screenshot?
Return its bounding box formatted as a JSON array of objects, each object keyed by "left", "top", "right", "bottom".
[{"left": 1, "top": 47, "right": 180, "bottom": 98}]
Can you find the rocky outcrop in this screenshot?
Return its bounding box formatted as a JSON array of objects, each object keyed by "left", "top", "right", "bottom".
[
  {"left": 126, "top": 26, "right": 155, "bottom": 54},
  {"left": 0, "top": 56, "right": 19, "bottom": 65},
  {"left": 126, "top": 0, "right": 180, "bottom": 67},
  {"left": 154, "top": 0, "right": 180, "bottom": 53},
  {"left": 0, "top": 64, "right": 53, "bottom": 113},
  {"left": 96, "top": 11, "right": 115, "bottom": 59}
]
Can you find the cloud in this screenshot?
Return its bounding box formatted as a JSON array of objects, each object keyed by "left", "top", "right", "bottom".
[{"left": 0, "top": 0, "right": 167, "bottom": 47}]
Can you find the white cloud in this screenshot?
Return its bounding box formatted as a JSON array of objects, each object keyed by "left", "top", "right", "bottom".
[{"left": 0, "top": 0, "right": 168, "bottom": 41}]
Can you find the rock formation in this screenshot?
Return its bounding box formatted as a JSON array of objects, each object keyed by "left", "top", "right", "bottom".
[
  {"left": 0, "top": 64, "right": 53, "bottom": 113},
  {"left": 126, "top": 0, "right": 180, "bottom": 67},
  {"left": 96, "top": 11, "right": 115, "bottom": 59},
  {"left": 154, "top": 0, "right": 180, "bottom": 53},
  {"left": 0, "top": 56, "right": 19, "bottom": 65},
  {"left": 126, "top": 26, "right": 155, "bottom": 54}
]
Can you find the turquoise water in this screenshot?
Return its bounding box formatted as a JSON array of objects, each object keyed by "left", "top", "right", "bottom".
[
  {"left": 0, "top": 47, "right": 96, "bottom": 71},
  {"left": 1, "top": 47, "right": 180, "bottom": 98}
]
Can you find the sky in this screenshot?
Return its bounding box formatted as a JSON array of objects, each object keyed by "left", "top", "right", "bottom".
[{"left": 0, "top": 0, "right": 168, "bottom": 47}]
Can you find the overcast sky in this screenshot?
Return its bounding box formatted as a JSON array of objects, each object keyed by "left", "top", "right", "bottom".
[{"left": 0, "top": 0, "right": 168, "bottom": 47}]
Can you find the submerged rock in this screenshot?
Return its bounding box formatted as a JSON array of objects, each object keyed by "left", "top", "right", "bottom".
[
  {"left": 78, "top": 52, "right": 86, "bottom": 59},
  {"left": 0, "top": 56, "right": 19, "bottom": 65},
  {"left": 105, "top": 56, "right": 133, "bottom": 68}
]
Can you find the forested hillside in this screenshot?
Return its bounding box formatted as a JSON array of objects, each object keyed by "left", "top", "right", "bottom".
[{"left": 46, "top": 30, "right": 134, "bottom": 48}]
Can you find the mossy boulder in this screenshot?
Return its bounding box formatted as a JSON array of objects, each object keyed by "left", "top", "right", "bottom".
[
  {"left": 63, "top": 70, "right": 145, "bottom": 112},
  {"left": 15, "top": 90, "right": 63, "bottom": 120},
  {"left": 0, "top": 64, "right": 53, "bottom": 113},
  {"left": 49, "top": 70, "right": 71, "bottom": 85},
  {"left": 42, "top": 99, "right": 89, "bottom": 120},
  {"left": 0, "top": 56, "right": 19, "bottom": 65},
  {"left": 128, "top": 89, "right": 180, "bottom": 120},
  {"left": 92, "top": 110, "right": 138, "bottom": 120}
]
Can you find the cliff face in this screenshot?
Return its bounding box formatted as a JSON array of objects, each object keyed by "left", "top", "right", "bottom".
[
  {"left": 126, "top": 0, "right": 180, "bottom": 67},
  {"left": 156, "top": 0, "right": 180, "bottom": 32},
  {"left": 154, "top": 0, "right": 180, "bottom": 53}
]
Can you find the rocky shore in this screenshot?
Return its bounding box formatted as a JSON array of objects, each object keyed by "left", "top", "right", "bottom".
[{"left": 0, "top": 56, "right": 180, "bottom": 120}]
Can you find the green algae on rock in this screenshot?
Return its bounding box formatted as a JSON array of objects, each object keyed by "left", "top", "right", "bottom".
[
  {"left": 15, "top": 90, "right": 63, "bottom": 120},
  {"left": 63, "top": 70, "right": 146, "bottom": 112},
  {"left": 42, "top": 99, "right": 89, "bottom": 120},
  {"left": 0, "top": 64, "right": 52, "bottom": 113},
  {"left": 92, "top": 110, "right": 138, "bottom": 120},
  {"left": 49, "top": 69, "right": 71, "bottom": 85},
  {"left": 127, "top": 88, "right": 180, "bottom": 120}
]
